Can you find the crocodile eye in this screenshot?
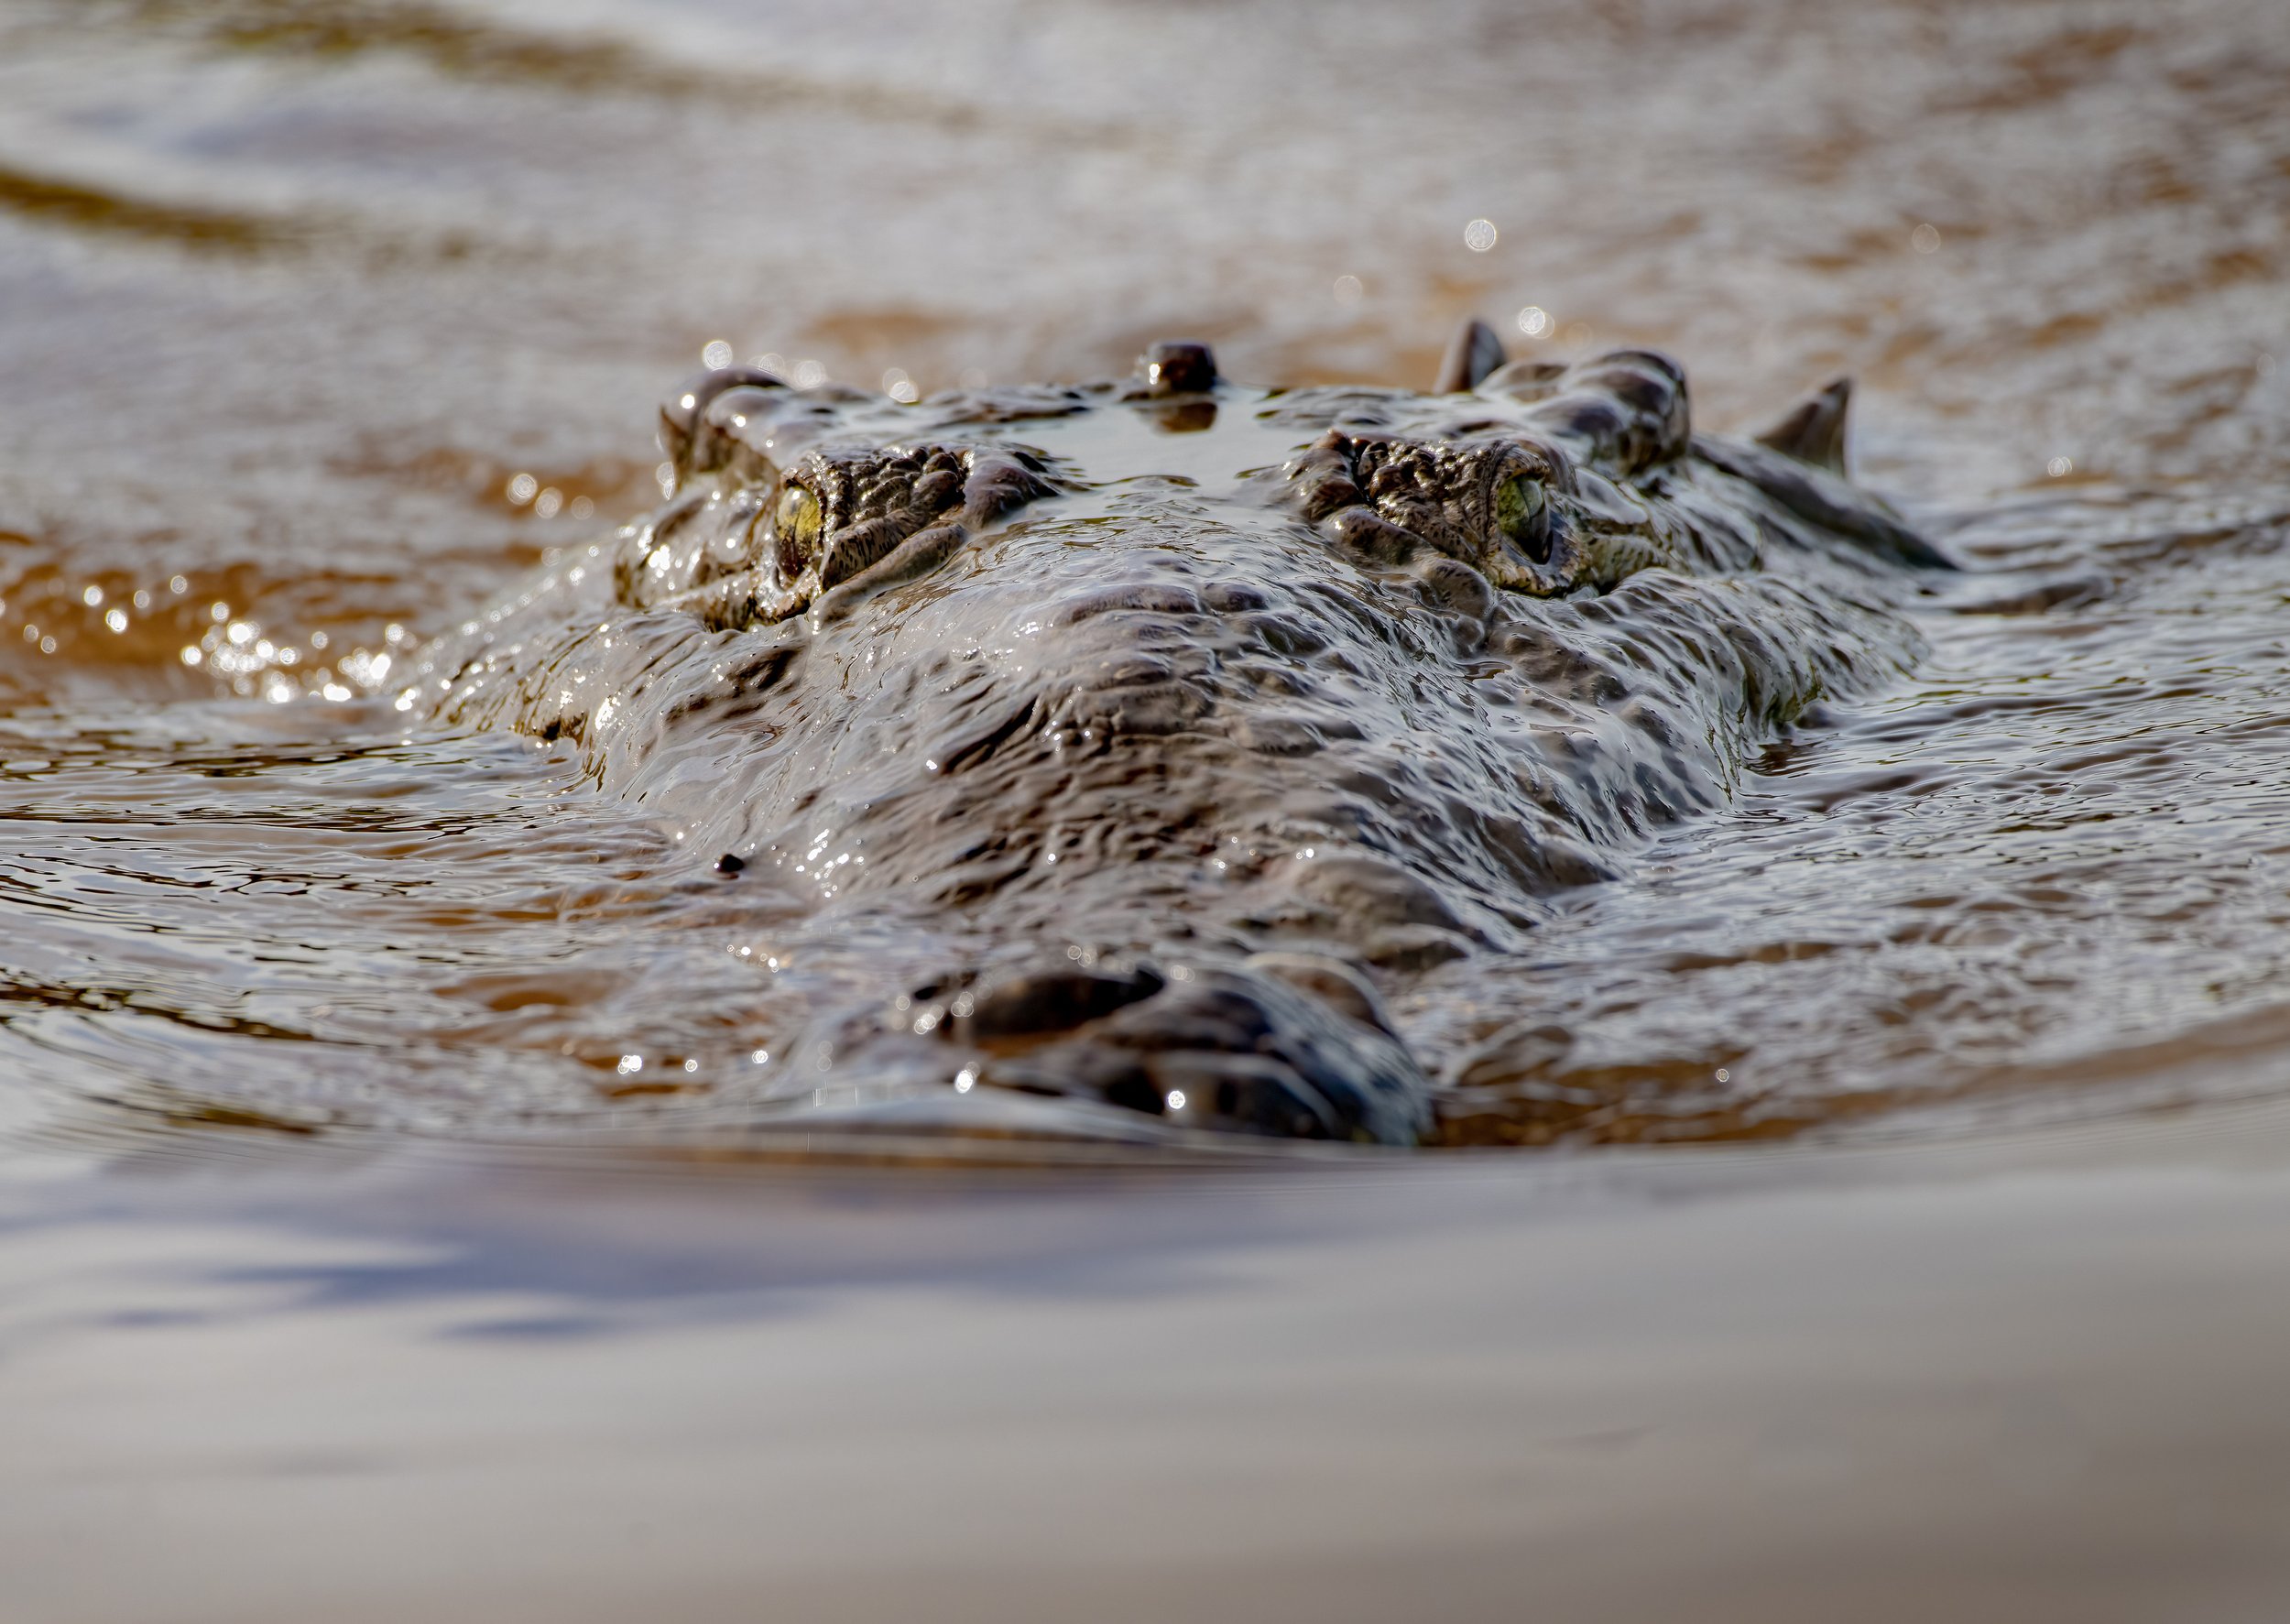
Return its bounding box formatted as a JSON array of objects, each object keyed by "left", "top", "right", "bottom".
[
  {"left": 775, "top": 483, "right": 823, "bottom": 555},
  {"left": 1495, "top": 474, "right": 1551, "bottom": 564}
]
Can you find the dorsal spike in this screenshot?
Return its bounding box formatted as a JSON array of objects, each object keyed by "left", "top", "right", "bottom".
[
  {"left": 1753, "top": 376, "right": 1853, "bottom": 474},
  {"left": 1433, "top": 318, "right": 1508, "bottom": 394}
]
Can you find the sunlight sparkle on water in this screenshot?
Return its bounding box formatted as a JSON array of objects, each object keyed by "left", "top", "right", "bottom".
[
  {"left": 702, "top": 340, "right": 735, "bottom": 370},
  {"left": 1464, "top": 218, "right": 1499, "bottom": 252},
  {"left": 1333, "top": 274, "right": 1363, "bottom": 306},
  {"left": 1517, "top": 305, "right": 1550, "bottom": 337}
]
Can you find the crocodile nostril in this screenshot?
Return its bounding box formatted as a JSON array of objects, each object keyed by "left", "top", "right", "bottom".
[
  {"left": 953, "top": 964, "right": 1165, "bottom": 1039},
  {"left": 1100, "top": 1069, "right": 1165, "bottom": 1116},
  {"left": 1137, "top": 340, "right": 1218, "bottom": 397}
]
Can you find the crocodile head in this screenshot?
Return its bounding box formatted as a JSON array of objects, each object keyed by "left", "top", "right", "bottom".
[{"left": 420, "top": 337, "right": 1936, "bottom": 1147}]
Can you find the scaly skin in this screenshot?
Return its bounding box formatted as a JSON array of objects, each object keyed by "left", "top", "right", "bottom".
[{"left": 415, "top": 339, "right": 1944, "bottom": 1146}]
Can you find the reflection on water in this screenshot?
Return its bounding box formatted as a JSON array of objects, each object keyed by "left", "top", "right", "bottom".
[{"left": 1, "top": 0, "right": 2287, "bottom": 1157}]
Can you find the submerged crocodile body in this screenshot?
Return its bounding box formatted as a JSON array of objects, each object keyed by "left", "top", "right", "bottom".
[{"left": 417, "top": 330, "right": 1945, "bottom": 1146}]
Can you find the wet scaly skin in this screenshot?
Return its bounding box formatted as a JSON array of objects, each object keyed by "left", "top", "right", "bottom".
[{"left": 420, "top": 339, "right": 1944, "bottom": 1145}]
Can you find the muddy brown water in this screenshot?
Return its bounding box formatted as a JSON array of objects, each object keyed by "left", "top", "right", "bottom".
[{"left": 5, "top": 1, "right": 2290, "bottom": 1617}]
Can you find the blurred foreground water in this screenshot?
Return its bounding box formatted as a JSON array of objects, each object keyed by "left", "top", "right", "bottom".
[{"left": 4, "top": 0, "right": 2290, "bottom": 1615}]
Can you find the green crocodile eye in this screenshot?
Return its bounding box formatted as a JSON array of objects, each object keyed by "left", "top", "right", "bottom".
[
  {"left": 1496, "top": 474, "right": 1543, "bottom": 538},
  {"left": 776, "top": 483, "right": 823, "bottom": 550}
]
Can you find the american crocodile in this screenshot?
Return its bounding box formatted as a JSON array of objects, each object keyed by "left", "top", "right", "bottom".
[{"left": 415, "top": 326, "right": 1945, "bottom": 1146}]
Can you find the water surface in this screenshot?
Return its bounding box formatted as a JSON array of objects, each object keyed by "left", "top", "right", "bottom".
[{"left": 5, "top": 1, "right": 2290, "bottom": 1613}]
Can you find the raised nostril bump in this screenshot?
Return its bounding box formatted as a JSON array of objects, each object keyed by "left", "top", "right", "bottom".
[
  {"left": 1136, "top": 341, "right": 1218, "bottom": 397},
  {"left": 1434, "top": 317, "right": 1509, "bottom": 394}
]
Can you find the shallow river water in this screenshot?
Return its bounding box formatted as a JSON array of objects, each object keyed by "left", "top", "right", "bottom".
[{"left": 5, "top": 2, "right": 2290, "bottom": 1617}]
